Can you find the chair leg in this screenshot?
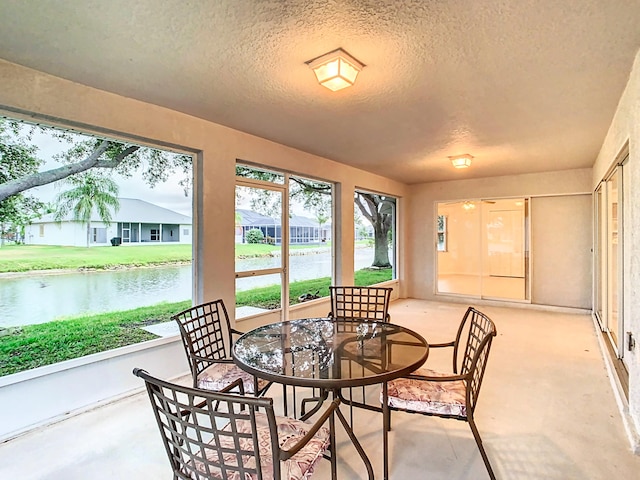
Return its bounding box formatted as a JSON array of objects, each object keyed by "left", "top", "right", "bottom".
[
  {"left": 468, "top": 416, "right": 496, "bottom": 480},
  {"left": 382, "top": 382, "right": 390, "bottom": 480},
  {"left": 329, "top": 408, "right": 337, "bottom": 480},
  {"left": 282, "top": 384, "right": 288, "bottom": 416}
]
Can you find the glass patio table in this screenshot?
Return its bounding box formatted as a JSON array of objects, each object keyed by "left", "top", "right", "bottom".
[{"left": 233, "top": 317, "right": 429, "bottom": 480}]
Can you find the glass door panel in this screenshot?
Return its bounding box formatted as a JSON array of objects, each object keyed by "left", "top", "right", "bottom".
[
  {"left": 437, "top": 198, "right": 529, "bottom": 301},
  {"left": 481, "top": 199, "right": 527, "bottom": 300},
  {"left": 236, "top": 273, "right": 283, "bottom": 316},
  {"left": 606, "top": 171, "right": 619, "bottom": 347},
  {"left": 436, "top": 201, "right": 482, "bottom": 296},
  {"left": 235, "top": 182, "right": 285, "bottom": 319},
  {"left": 595, "top": 185, "right": 605, "bottom": 328}
]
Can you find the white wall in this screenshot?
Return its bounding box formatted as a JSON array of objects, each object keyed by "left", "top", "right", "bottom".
[
  {"left": 592, "top": 49, "right": 640, "bottom": 435},
  {"left": 178, "top": 223, "right": 192, "bottom": 244},
  {"left": 530, "top": 194, "right": 592, "bottom": 309},
  {"left": 0, "top": 338, "right": 187, "bottom": 440},
  {"left": 25, "top": 221, "right": 191, "bottom": 247},
  {"left": 25, "top": 221, "right": 87, "bottom": 246}
]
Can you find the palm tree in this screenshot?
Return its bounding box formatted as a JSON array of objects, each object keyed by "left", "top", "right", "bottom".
[{"left": 55, "top": 172, "right": 120, "bottom": 247}]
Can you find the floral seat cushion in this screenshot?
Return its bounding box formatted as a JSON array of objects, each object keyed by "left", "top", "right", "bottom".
[
  {"left": 197, "top": 363, "right": 270, "bottom": 394},
  {"left": 383, "top": 368, "right": 467, "bottom": 417},
  {"left": 186, "top": 412, "right": 331, "bottom": 480}
]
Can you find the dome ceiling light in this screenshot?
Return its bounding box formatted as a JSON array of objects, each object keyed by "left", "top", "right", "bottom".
[
  {"left": 306, "top": 48, "right": 364, "bottom": 92},
  {"left": 449, "top": 154, "right": 474, "bottom": 169}
]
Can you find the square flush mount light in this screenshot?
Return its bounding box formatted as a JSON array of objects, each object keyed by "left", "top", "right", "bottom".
[
  {"left": 449, "top": 154, "right": 473, "bottom": 169},
  {"left": 306, "top": 48, "right": 364, "bottom": 91}
]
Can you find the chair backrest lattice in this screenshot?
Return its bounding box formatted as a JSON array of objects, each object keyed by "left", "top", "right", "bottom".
[
  {"left": 329, "top": 286, "right": 392, "bottom": 322},
  {"left": 135, "top": 368, "right": 280, "bottom": 480},
  {"left": 172, "top": 300, "right": 234, "bottom": 380},
  {"left": 452, "top": 307, "right": 497, "bottom": 414}
]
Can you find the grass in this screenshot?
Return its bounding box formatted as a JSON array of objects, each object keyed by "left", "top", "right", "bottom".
[
  {"left": 238, "top": 268, "right": 393, "bottom": 309},
  {"left": 0, "top": 268, "right": 392, "bottom": 376},
  {"left": 0, "top": 300, "right": 190, "bottom": 376},
  {"left": 0, "top": 243, "right": 332, "bottom": 273},
  {"left": 0, "top": 244, "right": 193, "bottom": 273}
]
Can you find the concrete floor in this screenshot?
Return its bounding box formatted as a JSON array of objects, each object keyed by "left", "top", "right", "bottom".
[{"left": 1, "top": 299, "right": 639, "bottom": 479}]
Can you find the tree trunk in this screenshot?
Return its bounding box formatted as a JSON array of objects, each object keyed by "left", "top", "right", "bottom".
[
  {"left": 86, "top": 222, "right": 91, "bottom": 248},
  {"left": 372, "top": 221, "right": 391, "bottom": 267}
]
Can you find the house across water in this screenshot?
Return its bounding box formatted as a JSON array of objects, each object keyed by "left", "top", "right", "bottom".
[
  {"left": 25, "top": 198, "right": 192, "bottom": 247},
  {"left": 235, "top": 208, "right": 332, "bottom": 245}
]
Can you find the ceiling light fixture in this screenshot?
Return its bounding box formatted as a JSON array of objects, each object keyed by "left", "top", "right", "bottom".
[
  {"left": 306, "top": 48, "right": 364, "bottom": 91},
  {"left": 449, "top": 154, "right": 473, "bottom": 169}
]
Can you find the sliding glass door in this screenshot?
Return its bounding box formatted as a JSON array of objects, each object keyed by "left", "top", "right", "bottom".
[
  {"left": 595, "top": 164, "right": 625, "bottom": 366},
  {"left": 436, "top": 198, "right": 529, "bottom": 301}
]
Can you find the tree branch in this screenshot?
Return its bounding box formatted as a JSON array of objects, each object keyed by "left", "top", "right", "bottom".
[
  {"left": 355, "top": 193, "right": 376, "bottom": 224},
  {"left": 0, "top": 141, "right": 139, "bottom": 202},
  {"left": 290, "top": 177, "right": 332, "bottom": 195}
]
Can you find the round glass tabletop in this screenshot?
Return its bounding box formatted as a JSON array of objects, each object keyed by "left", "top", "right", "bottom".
[{"left": 233, "top": 317, "right": 429, "bottom": 388}]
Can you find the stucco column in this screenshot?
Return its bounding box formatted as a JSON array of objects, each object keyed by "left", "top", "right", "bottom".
[
  {"left": 196, "top": 145, "right": 237, "bottom": 321},
  {"left": 334, "top": 181, "right": 355, "bottom": 285}
]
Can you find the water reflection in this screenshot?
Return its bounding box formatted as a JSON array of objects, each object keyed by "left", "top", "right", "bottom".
[
  {"left": 0, "top": 248, "right": 380, "bottom": 327},
  {"left": 0, "top": 266, "right": 191, "bottom": 328}
]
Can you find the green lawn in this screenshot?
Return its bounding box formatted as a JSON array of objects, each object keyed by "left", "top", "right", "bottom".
[
  {"left": 0, "top": 244, "right": 193, "bottom": 273},
  {"left": 0, "top": 301, "right": 190, "bottom": 376},
  {"left": 0, "top": 268, "right": 392, "bottom": 376},
  {"left": 0, "top": 243, "right": 331, "bottom": 273}
]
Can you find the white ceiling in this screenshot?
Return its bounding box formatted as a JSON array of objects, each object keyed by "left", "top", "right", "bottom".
[{"left": 1, "top": 0, "right": 640, "bottom": 184}]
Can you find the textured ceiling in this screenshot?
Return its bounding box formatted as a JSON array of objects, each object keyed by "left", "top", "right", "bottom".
[{"left": 1, "top": 0, "right": 640, "bottom": 184}]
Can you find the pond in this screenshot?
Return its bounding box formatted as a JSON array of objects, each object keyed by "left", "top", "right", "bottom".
[{"left": 0, "top": 247, "right": 380, "bottom": 327}]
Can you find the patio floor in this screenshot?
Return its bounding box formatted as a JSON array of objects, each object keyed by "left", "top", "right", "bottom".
[{"left": 1, "top": 299, "right": 638, "bottom": 479}]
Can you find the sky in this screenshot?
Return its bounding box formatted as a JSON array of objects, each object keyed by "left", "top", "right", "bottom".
[
  {"left": 14, "top": 121, "right": 318, "bottom": 219},
  {"left": 25, "top": 129, "right": 193, "bottom": 217}
]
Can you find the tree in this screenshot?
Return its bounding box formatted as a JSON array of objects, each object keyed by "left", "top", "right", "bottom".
[
  {"left": 0, "top": 118, "right": 192, "bottom": 203},
  {"left": 315, "top": 209, "right": 329, "bottom": 242},
  {"left": 354, "top": 194, "right": 393, "bottom": 268},
  {"left": 235, "top": 166, "right": 393, "bottom": 268},
  {"left": 0, "top": 119, "right": 48, "bottom": 245},
  {"left": 0, "top": 195, "right": 47, "bottom": 245},
  {"left": 54, "top": 171, "right": 120, "bottom": 247}
]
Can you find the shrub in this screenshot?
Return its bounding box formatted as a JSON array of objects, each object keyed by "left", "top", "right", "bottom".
[{"left": 245, "top": 228, "right": 265, "bottom": 244}]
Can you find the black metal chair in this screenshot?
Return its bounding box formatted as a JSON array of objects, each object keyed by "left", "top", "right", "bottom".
[
  {"left": 328, "top": 285, "right": 392, "bottom": 322},
  {"left": 319, "top": 286, "right": 394, "bottom": 422},
  {"left": 134, "top": 368, "right": 339, "bottom": 480},
  {"left": 382, "top": 307, "right": 498, "bottom": 479},
  {"left": 172, "top": 299, "right": 271, "bottom": 396}
]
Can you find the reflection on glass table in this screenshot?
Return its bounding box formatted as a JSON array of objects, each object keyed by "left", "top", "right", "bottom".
[{"left": 233, "top": 317, "right": 429, "bottom": 480}]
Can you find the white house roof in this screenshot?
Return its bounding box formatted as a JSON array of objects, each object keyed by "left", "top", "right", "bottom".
[
  {"left": 33, "top": 198, "right": 192, "bottom": 225},
  {"left": 237, "top": 209, "right": 328, "bottom": 228},
  {"left": 237, "top": 209, "right": 277, "bottom": 227}
]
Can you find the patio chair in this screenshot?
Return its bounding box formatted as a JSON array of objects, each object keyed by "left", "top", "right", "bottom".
[
  {"left": 328, "top": 285, "right": 392, "bottom": 322},
  {"left": 133, "top": 368, "right": 339, "bottom": 480},
  {"left": 381, "top": 307, "right": 498, "bottom": 479},
  {"left": 303, "top": 286, "right": 393, "bottom": 422},
  {"left": 172, "top": 299, "right": 271, "bottom": 396}
]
